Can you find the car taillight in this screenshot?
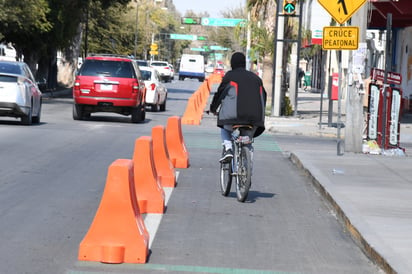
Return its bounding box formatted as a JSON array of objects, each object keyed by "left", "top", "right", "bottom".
[
  {"left": 164, "top": 67, "right": 170, "bottom": 70},
  {"left": 150, "top": 83, "right": 156, "bottom": 90},
  {"left": 132, "top": 81, "right": 139, "bottom": 93}
]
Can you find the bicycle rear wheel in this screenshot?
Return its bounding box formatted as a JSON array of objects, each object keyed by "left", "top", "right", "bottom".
[
  {"left": 236, "top": 145, "right": 252, "bottom": 202},
  {"left": 219, "top": 149, "right": 232, "bottom": 196}
]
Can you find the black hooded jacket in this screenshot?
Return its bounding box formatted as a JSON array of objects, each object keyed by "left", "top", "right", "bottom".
[{"left": 210, "top": 53, "right": 267, "bottom": 137}]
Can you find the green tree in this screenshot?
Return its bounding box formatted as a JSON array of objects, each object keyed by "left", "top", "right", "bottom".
[
  {"left": 247, "top": 0, "right": 300, "bottom": 115},
  {"left": 0, "top": 0, "right": 190, "bottom": 88},
  {"left": 0, "top": 0, "right": 135, "bottom": 89},
  {"left": 247, "top": 0, "right": 277, "bottom": 107},
  {"left": 0, "top": 0, "right": 52, "bottom": 66}
]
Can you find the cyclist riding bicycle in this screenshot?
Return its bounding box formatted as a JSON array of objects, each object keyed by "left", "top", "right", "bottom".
[{"left": 210, "top": 52, "right": 267, "bottom": 163}]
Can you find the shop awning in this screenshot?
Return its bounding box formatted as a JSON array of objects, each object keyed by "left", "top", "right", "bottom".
[{"left": 368, "top": 0, "right": 412, "bottom": 29}]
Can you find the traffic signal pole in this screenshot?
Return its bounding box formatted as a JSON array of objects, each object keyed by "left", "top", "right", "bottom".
[
  {"left": 271, "top": 2, "right": 285, "bottom": 117},
  {"left": 271, "top": 0, "right": 300, "bottom": 117}
]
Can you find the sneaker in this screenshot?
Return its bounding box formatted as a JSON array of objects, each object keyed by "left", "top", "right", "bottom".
[{"left": 219, "top": 149, "right": 233, "bottom": 162}]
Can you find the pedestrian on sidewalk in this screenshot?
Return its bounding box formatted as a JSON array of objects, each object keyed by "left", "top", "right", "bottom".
[{"left": 298, "top": 68, "right": 305, "bottom": 88}]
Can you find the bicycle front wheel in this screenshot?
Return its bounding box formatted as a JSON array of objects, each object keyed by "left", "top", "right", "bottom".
[
  {"left": 236, "top": 145, "right": 252, "bottom": 202},
  {"left": 220, "top": 153, "right": 232, "bottom": 196}
]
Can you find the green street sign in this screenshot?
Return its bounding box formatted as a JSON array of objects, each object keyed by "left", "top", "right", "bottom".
[
  {"left": 201, "top": 17, "right": 245, "bottom": 27},
  {"left": 170, "top": 34, "right": 197, "bottom": 40},
  {"left": 190, "top": 48, "right": 205, "bottom": 51},
  {"left": 181, "top": 17, "right": 201, "bottom": 25},
  {"left": 210, "top": 46, "right": 229, "bottom": 51}
]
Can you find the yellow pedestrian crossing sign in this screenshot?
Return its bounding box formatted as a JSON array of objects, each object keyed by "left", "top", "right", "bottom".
[
  {"left": 318, "top": 0, "right": 366, "bottom": 25},
  {"left": 322, "top": 26, "right": 359, "bottom": 50}
]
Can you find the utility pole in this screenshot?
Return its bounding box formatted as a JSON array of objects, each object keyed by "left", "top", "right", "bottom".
[
  {"left": 345, "top": 4, "right": 368, "bottom": 153},
  {"left": 134, "top": 0, "right": 139, "bottom": 58},
  {"left": 382, "top": 13, "right": 393, "bottom": 150},
  {"left": 271, "top": 2, "right": 285, "bottom": 116},
  {"left": 246, "top": 11, "right": 251, "bottom": 71}
]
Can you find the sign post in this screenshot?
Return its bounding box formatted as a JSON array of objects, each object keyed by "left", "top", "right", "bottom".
[{"left": 318, "top": 0, "right": 367, "bottom": 155}]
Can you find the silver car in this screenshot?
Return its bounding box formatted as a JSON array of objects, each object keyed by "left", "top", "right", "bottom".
[{"left": 0, "top": 61, "right": 42, "bottom": 125}]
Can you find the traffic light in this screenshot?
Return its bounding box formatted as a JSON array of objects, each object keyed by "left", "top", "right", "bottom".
[
  {"left": 198, "top": 36, "right": 207, "bottom": 41},
  {"left": 283, "top": 0, "right": 296, "bottom": 15},
  {"left": 181, "top": 17, "right": 201, "bottom": 25}
]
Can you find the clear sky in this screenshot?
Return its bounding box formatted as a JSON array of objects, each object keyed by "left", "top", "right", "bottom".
[{"left": 173, "top": 0, "right": 245, "bottom": 18}]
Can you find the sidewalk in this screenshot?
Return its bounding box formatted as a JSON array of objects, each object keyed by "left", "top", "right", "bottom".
[{"left": 266, "top": 90, "right": 412, "bottom": 274}]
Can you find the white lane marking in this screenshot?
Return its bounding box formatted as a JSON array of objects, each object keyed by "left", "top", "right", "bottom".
[{"left": 144, "top": 171, "right": 179, "bottom": 249}]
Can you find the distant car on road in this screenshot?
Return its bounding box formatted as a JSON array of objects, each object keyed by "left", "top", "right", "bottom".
[
  {"left": 214, "top": 67, "right": 225, "bottom": 77},
  {"left": 139, "top": 66, "right": 167, "bottom": 112},
  {"left": 72, "top": 54, "right": 146, "bottom": 123},
  {"left": 179, "top": 54, "right": 205, "bottom": 82},
  {"left": 150, "top": 61, "right": 173, "bottom": 82},
  {"left": 205, "top": 64, "right": 214, "bottom": 73},
  {"left": 169, "top": 64, "right": 174, "bottom": 77},
  {"left": 0, "top": 60, "right": 42, "bottom": 125},
  {"left": 135, "top": 59, "right": 149, "bottom": 67}
]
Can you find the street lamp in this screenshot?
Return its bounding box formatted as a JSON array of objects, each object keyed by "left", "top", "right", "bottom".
[{"left": 134, "top": 0, "right": 139, "bottom": 57}]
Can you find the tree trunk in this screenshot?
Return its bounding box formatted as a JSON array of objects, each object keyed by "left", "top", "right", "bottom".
[
  {"left": 260, "top": 0, "right": 277, "bottom": 109},
  {"left": 262, "top": 55, "right": 273, "bottom": 105},
  {"left": 58, "top": 23, "right": 83, "bottom": 87}
]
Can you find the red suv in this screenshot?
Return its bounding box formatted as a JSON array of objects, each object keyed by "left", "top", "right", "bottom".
[{"left": 73, "top": 54, "right": 146, "bottom": 123}]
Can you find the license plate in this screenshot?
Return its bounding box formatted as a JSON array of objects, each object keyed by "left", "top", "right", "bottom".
[{"left": 100, "top": 84, "right": 113, "bottom": 91}]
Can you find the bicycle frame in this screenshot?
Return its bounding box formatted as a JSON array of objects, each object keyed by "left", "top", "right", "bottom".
[
  {"left": 230, "top": 129, "right": 251, "bottom": 175},
  {"left": 219, "top": 126, "right": 253, "bottom": 202}
]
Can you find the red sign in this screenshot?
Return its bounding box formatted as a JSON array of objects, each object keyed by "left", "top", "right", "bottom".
[
  {"left": 370, "top": 68, "right": 402, "bottom": 85},
  {"left": 331, "top": 73, "right": 339, "bottom": 100}
]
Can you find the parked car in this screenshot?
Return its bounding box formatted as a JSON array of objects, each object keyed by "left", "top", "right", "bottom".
[
  {"left": 139, "top": 66, "right": 167, "bottom": 112},
  {"left": 150, "top": 61, "right": 173, "bottom": 82},
  {"left": 0, "top": 60, "right": 42, "bottom": 125},
  {"left": 73, "top": 54, "right": 146, "bottom": 123}
]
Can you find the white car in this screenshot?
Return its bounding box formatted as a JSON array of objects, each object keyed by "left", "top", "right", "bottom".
[
  {"left": 205, "top": 64, "right": 214, "bottom": 73},
  {"left": 150, "top": 61, "right": 173, "bottom": 82},
  {"left": 0, "top": 61, "right": 42, "bottom": 125},
  {"left": 139, "top": 66, "right": 167, "bottom": 112}
]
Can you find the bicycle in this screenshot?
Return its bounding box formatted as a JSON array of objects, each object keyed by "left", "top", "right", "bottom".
[{"left": 220, "top": 125, "right": 253, "bottom": 202}]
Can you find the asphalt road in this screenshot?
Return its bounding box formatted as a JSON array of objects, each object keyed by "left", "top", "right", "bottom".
[{"left": 0, "top": 78, "right": 383, "bottom": 274}]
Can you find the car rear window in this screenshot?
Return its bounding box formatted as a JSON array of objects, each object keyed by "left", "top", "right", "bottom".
[
  {"left": 140, "top": 70, "right": 151, "bottom": 80},
  {"left": 0, "top": 75, "right": 17, "bottom": 82},
  {"left": 136, "top": 60, "right": 149, "bottom": 67},
  {"left": 0, "top": 63, "right": 21, "bottom": 75},
  {"left": 151, "top": 62, "right": 167, "bottom": 67},
  {"left": 79, "top": 60, "right": 135, "bottom": 78}
]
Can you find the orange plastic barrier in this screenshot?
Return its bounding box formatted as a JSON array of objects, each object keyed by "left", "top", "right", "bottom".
[
  {"left": 182, "top": 75, "right": 221, "bottom": 125},
  {"left": 166, "top": 116, "right": 190, "bottom": 168},
  {"left": 151, "top": 125, "right": 176, "bottom": 187},
  {"left": 181, "top": 96, "right": 201, "bottom": 125},
  {"left": 132, "top": 136, "right": 165, "bottom": 214},
  {"left": 78, "top": 159, "right": 149, "bottom": 264}
]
